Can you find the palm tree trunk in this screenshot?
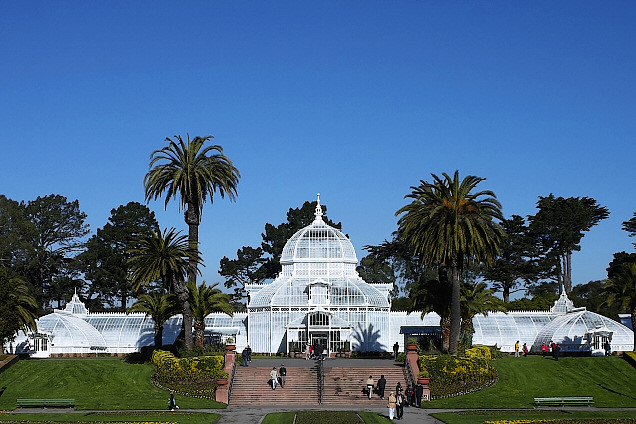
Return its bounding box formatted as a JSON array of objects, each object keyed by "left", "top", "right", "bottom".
[
  {"left": 194, "top": 320, "right": 205, "bottom": 348},
  {"left": 449, "top": 258, "right": 461, "bottom": 355},
  {"left": 174, "top": 280, "right": 193, "bottom": 350},
  {"left": 440, "top": 315, "right": 451, "bottom": 353},
  {"left": 155, "top": 323, "right": 163, "bottom": 347},
  {"left": 184, "top": 203, "right": 199, "bottom": 350}
]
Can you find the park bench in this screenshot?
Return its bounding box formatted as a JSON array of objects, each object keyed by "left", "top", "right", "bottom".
[
  {"left": 534, "top": 396, "right": 593, "bottom": 407},
  {"left": 17, "top": 398, "right": 75, "bottom": 408}
]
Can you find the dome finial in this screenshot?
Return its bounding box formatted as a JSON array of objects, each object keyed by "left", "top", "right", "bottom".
[{"left": 314, "top": 193, "right": 324, "bottom": 222}]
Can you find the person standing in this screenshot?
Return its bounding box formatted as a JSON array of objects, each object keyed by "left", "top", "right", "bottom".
[
  {"left": 553, "top": 342, "right": 560, "bottom": 361},
  {"left": 393, "top": 342, "right": 399, "bottom": 360},
  {"left": 366, "top": 376, "right": 374, "bottom": 399},
  {"left": 279, "top": 364, "right": 287, "bottom": 388},
  {"left": 541, "top": 343, "right": 548, "bottom": 357},
  {"left": 246, "top": 345, "right": 252, "bottom": 362},
  {"left": 387, "top": 391, "right": 396, "bottom": 420},
  {"left": 415, "top": 382, "right": 423, "bottom": 407},
  {"left": 515, "top": 341, "right": 520, "bottom": 357},
  {"left": 396, "top": 390, "right": 404, "bottom": 420},
  {"left": 377, "top": 375, "right": 386, "bottom": 399},
  {"left": 270, "top": 367, "right": 278, "bottom": 390},
  {"left": 305, "top": 343, "right": 311, "bottom": 360}
]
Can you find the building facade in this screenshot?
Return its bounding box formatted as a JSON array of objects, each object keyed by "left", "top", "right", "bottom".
[{"left": 7, "top": 197, "right": 633, "bottom": 357}]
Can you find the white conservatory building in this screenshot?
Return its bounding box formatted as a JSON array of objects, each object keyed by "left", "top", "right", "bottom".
[
  {"left": 7, "top": 196, "right": 633, "bottom": 358},
  {"left": 245, "top": 199, "right": 396, "bottom": 354},
  {"left": 473, "top": 290, "right": 634, "bottom": 354}
]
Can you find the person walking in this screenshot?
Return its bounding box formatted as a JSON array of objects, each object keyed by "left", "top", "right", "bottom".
[
  {"left": 553, "top": 342, "right": 560, "bottom": 361},
  {"left": 393, "top": 342, "right": 399, "bottom": 360},
  {"left": 387, "top": 391, "right": 397, "bottom": 420},
  {"left": 377, "top": 375, "right": 387, "bottom": 399},
  {"left": 246, "top": 345, "right": 252, "bottom": 362},
  {"left": 515, "top": 340, "right": 520, "bottom": 357},
  {"left": 305, "top": 343, "right": 311, "bottom": 360},
  {"left": 168, "top": 390, "right": 178, "bottom": 411},
  {"left": 366, "top": 376, "right": 374, "bottom": 399},
  {"left": 279, "top": 364, "right": 287, "bottom": 388},
  {"left": 396, "top": 390, "right": 404, "bottom": 420},
  {"left": 241, "top": 347, "right": 248, "bottom": 366},
  {"left": 270, "top": 367, "right": 278, "bottom": 390}
]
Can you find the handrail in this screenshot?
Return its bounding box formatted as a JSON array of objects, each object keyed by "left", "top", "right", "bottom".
[
  {"left": 227, "top": 355, "right": 238, "bottom": 403},
  {"left": 403, "top": 355, "right": 416, "bottom": 388},
  {"left": 317, "top": 359, "right": 324, "bottom": 405}
]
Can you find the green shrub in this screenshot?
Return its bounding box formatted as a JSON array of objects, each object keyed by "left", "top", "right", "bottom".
[
  {"left": 151, "top": 350, "right": 227, "bottom": 398},
  {"left": 418, "top": 354, "right": 498, "bottom": 399}
]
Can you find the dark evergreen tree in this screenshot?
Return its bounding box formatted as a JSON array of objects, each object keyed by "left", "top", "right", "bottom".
[
  {"left": 483, "top": 215, "right": 541, "bottom": 302},
  {"left": 527, "top": 194, "right": 609, "bottom": 294},
  {"left": 623, "top": 212, "right": 636, "bottom": 248},
  {"left": 23, "top": 195, "right": 90, "bottom": 309},
  {"left": 78, "top": 202, "right": 159, "bottom": 309}
]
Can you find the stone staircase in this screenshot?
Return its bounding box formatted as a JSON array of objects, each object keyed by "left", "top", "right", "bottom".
[
  {"left": 322, "top": 365, "right": 407, "bottom": 405},
  {"left": 229, "top": 362, "right": 406, "bottom": 406},
  {"left": 229, "top": 365, "right": 320, "bottom": 406}
]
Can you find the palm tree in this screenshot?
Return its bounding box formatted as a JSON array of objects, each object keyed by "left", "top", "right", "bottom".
[
  {"left": 127, "top": 228, "right": 201, "bottom": 349},
  {"left": 396, "top": 170, "right": 505, "bottom": 355},
  {"left": 127, "top": 292, "right": 180, "bottom": 347},
  {"left": 188, "top": 281, "right": 234, "bottom": 348},
  {"left": 144, "top": 134, "right": 240, "bottom": 287},
  {"left": 603, "top": 262, "right": 636, "bottom": 351},
  {"left": 0, "top": 271, "right": 38, "bottom": 354},
  {"left": 460, "top": 281, "right": 506, "bottom": 349},
  {"left": 408, "top": 274, "right": 452, "bottom": 352}
]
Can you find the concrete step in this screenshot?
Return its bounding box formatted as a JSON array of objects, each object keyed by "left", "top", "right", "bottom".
[
  {"left": 230, "top": 366, "right": 320, "bottom": 406},
  {"left": 229, "top": 363, "right": 408, "bottom": 406}
]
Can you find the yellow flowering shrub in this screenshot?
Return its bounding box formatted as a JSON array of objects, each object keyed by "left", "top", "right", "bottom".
[
  {"left": 151, "top": 350, "right": 227, "bottom": 398},
  {"left": 465, "top": 344, "right": 492, "bottom": 360}
]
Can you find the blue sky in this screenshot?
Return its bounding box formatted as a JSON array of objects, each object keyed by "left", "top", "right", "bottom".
[{"left": 1, "top": 1, "right": 634, "bottom": 296}]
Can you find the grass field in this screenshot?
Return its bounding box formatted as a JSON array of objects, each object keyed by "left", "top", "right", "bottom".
[
  {"left": 425, "top": 355, "right": 636, "bottom": 409},
  {"left": 0, "top": 354, "right": 635, "bottom": 424},
  {"left": 0, "top": 411, "right": 221, "bottom": 424},
  {"left": 431, "top": 410, "right": 636, "bottom": 424},
  {"left": 0, "top": 357, "right": 225, "bottom": 410},
  {"left": 260, "top": 411, "right": 391, "bottom": 424}
]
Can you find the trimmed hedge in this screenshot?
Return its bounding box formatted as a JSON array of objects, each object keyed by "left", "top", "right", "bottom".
[
  {"left": 151, "top": 350, "right": 227, "bottom": 398},
  {"left": 418, "top": 349, "right": 498, "bottom": 399}
]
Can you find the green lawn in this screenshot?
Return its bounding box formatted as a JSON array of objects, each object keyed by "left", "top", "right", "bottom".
[
  {"left": 0, "top": 411, "right": 220, "bottom": 424},
  {"left": 261, "top": 411, "right": 391, "bottom": 424},
  {"left": 431, "top": 409, "right": 636, "bottom": 424},
  {"left": 0, "top": 357, "right": 225, "bottom": 410},
  {"left": 425, "top": 355, "right": 636, "bottom": 409}
]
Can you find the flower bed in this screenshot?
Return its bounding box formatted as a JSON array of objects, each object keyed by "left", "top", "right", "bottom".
[
  {"left": 484, "top": 420, "right": 636, "bottom": 424},
  {"left": 151, "top": 350, "right": 227, "bottom": 398},
  {"left": 418, "top": 352, "right": 499, "bottom": 399}
]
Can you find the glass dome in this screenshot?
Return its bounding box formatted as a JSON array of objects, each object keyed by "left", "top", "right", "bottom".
[
  {"left": 280, "top": 197, "right": 357, "bottom": 266},
  {"left": 533, "top": 309, "right": 634, "bottom": 352},
  {"left": 37, "top": 311, "right": 108, "bottom": 352}
]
